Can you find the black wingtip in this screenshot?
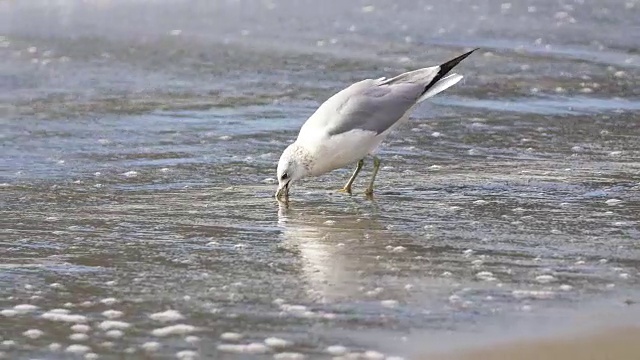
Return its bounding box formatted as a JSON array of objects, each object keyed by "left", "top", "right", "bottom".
[
  {"left": 438, "top": 47, "right": 479, "bottom": 77},
  {"left": 421, "top": 48, "right": 479, "bottom": 96}
]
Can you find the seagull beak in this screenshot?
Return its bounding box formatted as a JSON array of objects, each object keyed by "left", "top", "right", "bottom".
[{"left": 275, "top": 181, "right": 290, "bottom": 200}]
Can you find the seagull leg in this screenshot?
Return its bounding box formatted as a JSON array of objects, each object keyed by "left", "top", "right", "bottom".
[
  {"left": 338, "top": 159, "right": 364, "bottom": 194},
  {"left": 364, "top": 156, "right": 381, "bottom": 196}
]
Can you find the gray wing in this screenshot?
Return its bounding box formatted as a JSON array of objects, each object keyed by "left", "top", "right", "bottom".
[
  {"left": 301, "top": 49, "right": 477, "bottom": 138},
  {"left": 325, "top": 81, "right": 423, "bottom": 136},
  {"left": 305, "top": 76, "right": 431, "bottom": 137}
]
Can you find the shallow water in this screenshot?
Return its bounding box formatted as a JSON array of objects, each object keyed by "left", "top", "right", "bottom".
[{"left": 1, "top": 0, "right": 640, "bottom": 359}]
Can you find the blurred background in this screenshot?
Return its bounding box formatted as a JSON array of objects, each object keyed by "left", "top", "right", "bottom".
[{"left": 1, "top": 0, "right": 639, "bottom": 359}]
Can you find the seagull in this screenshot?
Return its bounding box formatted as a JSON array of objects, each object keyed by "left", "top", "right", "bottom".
[{"left": 275, "top": 48, "right": 477, "bottom": 200}]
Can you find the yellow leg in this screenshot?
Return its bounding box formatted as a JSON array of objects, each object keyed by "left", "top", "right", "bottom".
[
  {"left": 338, "top": 159, "right": 364, "bottom": 194},
  {"left": 364, "top": 156, "right": 381, "bottom": 196}
]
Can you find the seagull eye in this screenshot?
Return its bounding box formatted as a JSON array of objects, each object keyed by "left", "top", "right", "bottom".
[{"left": 281, "top": 173, "right": 289, "bottom": 180}]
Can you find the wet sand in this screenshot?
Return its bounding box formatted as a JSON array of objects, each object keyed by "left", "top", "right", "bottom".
[{"left": 438, "top": 326, "right": 640, "bottom": 360}]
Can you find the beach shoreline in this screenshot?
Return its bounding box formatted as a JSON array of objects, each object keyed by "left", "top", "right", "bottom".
[{"left": 435, "top": 325, "right": 640, "bottom": 360}]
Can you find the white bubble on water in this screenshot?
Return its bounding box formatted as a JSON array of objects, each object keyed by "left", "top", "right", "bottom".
[
  {"left": 85, "top": 353, "right": 99, "bottom": 360},
  {"left": 69, "top": 333, "right": 89, "bottom": 342},
  {"left": 344, "top": 352, "right": 365, "bottom": 359},
  {"left": 264, "top": 337, "right": 292, "bottom": 348},
  {"left": 1, "top": 340, "right": 16, "bottom": 348},
  {"left": 217, "top": 343, "right": 269, "bottom": 354},
  {"left": 512, "top": 290, "right": 555, "bottom": 299},
  {"left": 559, "top": 284, "right": 573, "bottom": 291},
  {"left": 42, "top": 310, "right": 87, "bottom": 323},
  {"left": 476, "top": 271, "right": 496, "bottom": 281},
  {"left": 65, "top": 344, "right": 91, "bottom": 355},
  {"left": 365, "top": 287, "right": 383, "bottom": 297},
  {"left": 176, "top": 350, "right": 199, "bottom": 360},
  {"left": 326, "top": 345, "right": 348, "bottom": 355},
  {"left": 381, "top": 300, "right": 398, "bottom": 308},
  {"left": 535, "top": 275, "right": 556, "bottom": 283},
  {"left": 13, "top": 304, "right": 38, "bottom": 314},
  {"left": 605, "top": 199, "right": 622, "bottom": 206},
  {"left": 185, "top": 335, "right": 200, "bottom": 344},
  {"left": 613, "top": 70, "right": 627, "bottom": 78},
  {"left": 0, "top": 310, "right": 17, "bottom": 317},
  {"left": 98, "top": 341, "right": 114, "bottom": 349},
  {"left": 49, "top": 343, "right": 62, "bottom": 351},
  {"left": 100, "top": 298, "right": 119, "bottom": 306},
  {"left": 122, "top": 171, "right": 138, "bottom": 178},
  {"left": 279, "top": 304, "right": 307, "bottom": 313},
  {"left": 71, "top": 324, "right": 91, "bottom": 333},
  {"left": 102, "top": 310, "right": 123, "bottom": 319},
  {"left": 141, "top": 341, "right": 161, "bottom": 352},
  {"left": 23, "top": 329, "right": 44, "bottom": 339},
  {"left": 98, "top": 320, "right": 130, "bottom": 331},
  {"left": 49, "top": 283, "right": 64, "bottom": 289},
  {"left": 152, "top": 324, "right": 197, "bottom": 337},
  {"left": 105, "top": 330, "right": 124, "bottom": 339},
  {"left": 216, "top": 344, "right": 247, "bottom": 354},
  {"left": 274, "top": 353, "right": 306, "bottom": 360},
  {"left": 149, "top": 309, "right": 184, "bottom": 322},
  {"left": 363, "top": 350, "right": 385, "bottom": 359},
  {"left": 220, "top": 332, "right": 244, "bottom": 341}
]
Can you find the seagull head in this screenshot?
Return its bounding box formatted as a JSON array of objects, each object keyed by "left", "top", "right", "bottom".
[{"left": 275, "top": 143, "right": 312, "bottom": 200}]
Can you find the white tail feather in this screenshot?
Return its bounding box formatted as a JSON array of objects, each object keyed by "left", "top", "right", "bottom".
[{"left": 417, "top": 73, "right": 463, "bottom": 103}]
